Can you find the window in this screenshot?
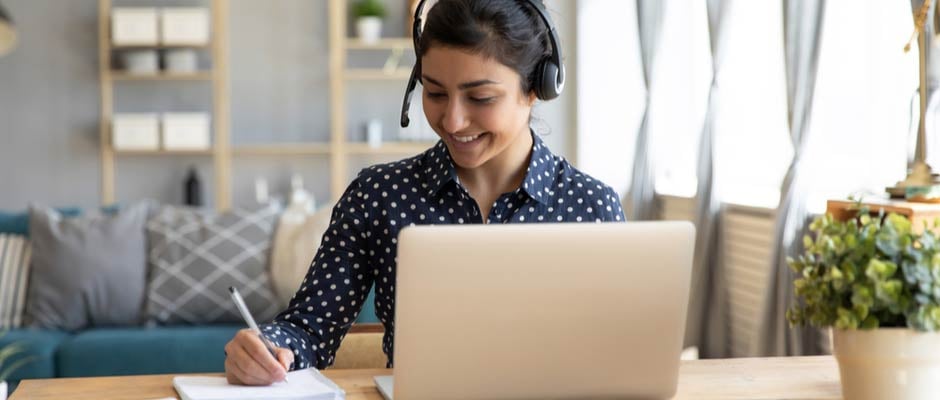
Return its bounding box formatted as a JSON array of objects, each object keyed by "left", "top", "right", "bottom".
[
  {"left": 577, "top": 0, "right": 792, "bottom": 206},
  {"left": 649, "top": 0, "right": 710, "bottom": 198},
  {"left": 802, "top": 0, "right": 916, "bottom": 213},
  {"left": 576, "top": 0, "right": 645, "bottom": 196},
  {"left": 714, "top": 1, "right": 792, "bottom": 208}
]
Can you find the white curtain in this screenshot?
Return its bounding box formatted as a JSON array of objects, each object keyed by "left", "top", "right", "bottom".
[
  {"left": 627, "top": 0, "right": 665, "bottom": 221},
  {"left": 755, "top": 0, "right": 827, "bottom": 357},
  {"left": 687, "top": 0, "right": 733, "bottom": 358}
]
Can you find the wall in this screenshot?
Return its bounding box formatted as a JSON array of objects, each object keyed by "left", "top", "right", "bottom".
[{"left": 0, "top": 0, "right": 577, "bottom": 210}]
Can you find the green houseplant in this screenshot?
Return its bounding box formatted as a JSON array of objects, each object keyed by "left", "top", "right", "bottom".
[
  {"left": 788, "top": 205, "right": 940, "bottom": 400},
  {"left": 352, "top": 0, "right": 386, "bottom": 44}
]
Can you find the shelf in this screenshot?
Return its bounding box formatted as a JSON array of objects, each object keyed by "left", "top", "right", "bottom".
[
  {"left": 110, "top": 72, "right": 213, "bottom": 81},
  {"left": 346, "top": 141, "right": 437, "bottom": 155},
  {"left": 345, "top": 38, "right": 413, "bottom": 50},
  {"left": 233, "top": 143, "right": 331, "bottom": 156},
  {"left": 111, "top": 43, "right": 212, "bottom": 50},
  {"left": 343, "top": 68, "right": 412, "bottom": 80},
  {"left": 113, "top": 149, "right": 214, "bottom": 156}
]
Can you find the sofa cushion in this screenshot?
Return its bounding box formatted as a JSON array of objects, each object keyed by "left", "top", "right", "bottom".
[
  {"left": 0, "top": 208, "right": 80, "bottom": 236},
  {"left": 56, "top": 325, "right": 242, "bottom": 377},
  {"left": 0, "top": 234, "right": 32, "bottom": 328},
  {"left": 0, "top": 329, "right": 69, "bottom": 384},
  {"left": 270, "top": 205, "right": 331, "bottom": 309},
  {"left": 145, "top": 205, "right": 281, "bottom": 325},
  {"left": 26, "top": 203, "right": 150, "bottom": 330}
]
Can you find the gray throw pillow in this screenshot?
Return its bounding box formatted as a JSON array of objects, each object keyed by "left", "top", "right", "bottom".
[
  {"left": 26, "top": 202, "right": 150, "bottom": 330},
  {"left": 145, "top": 204, "right": 281, "bottom": 325}
]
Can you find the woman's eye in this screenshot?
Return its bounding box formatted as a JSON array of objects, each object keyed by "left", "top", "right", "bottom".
[
  {"left": 427, "top": 92, "right": 446, "bottom": 99},
  {"left": 470, "top": 97, "right": 496, "bottom": 104}
]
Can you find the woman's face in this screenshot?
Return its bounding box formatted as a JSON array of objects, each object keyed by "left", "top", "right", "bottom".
[{"left": 420, "top": 46, "right": 536, "bottom": 170}]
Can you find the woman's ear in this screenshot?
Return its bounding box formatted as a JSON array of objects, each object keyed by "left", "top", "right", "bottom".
[{"left": 526, "top": 91, "right": 537, "bottom": 107}]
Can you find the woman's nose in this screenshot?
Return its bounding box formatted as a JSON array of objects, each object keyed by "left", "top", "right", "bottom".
[{"left": 441, "top": 99, "right": 470, "bottom": 134}]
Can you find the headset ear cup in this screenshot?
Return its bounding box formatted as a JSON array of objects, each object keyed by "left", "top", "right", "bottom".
[{"left": 537, "top": 60, "right": 560, "bottom": 100}]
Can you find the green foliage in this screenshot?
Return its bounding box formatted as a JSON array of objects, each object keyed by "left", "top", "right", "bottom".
[
  {"left": 353, "top": 0, "right": 386, "bottom": 18},
  {"left": 787, "top": 204, "right": 940, "bottom": 331},
  {"left": 0, "top": 331, "right": 33, "bottom": 382}
]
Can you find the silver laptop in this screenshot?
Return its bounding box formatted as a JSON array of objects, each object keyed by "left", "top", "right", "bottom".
[{"left": 375, "top": 222, "right": 694, "bottom": 400}]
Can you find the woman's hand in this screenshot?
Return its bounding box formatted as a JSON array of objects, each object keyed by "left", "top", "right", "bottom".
[{"left": 224, "top": 328, "right": 294, "bottom": 385}]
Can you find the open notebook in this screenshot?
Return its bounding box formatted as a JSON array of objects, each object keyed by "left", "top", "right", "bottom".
[{"left": 173, "top": 368, "right": 345, "bottom": 400}]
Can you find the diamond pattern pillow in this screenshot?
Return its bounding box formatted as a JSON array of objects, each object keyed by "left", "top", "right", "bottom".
[
  {"left": 0, "top": 234, "right": 32, "bottom": 328},
  {"left": 145, "top": 204, "right": 281, "bottom": 325}
]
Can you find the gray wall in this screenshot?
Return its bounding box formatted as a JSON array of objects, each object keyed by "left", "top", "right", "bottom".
[{"left": 0, "top": 0, "right": 576, "bottom": 211}]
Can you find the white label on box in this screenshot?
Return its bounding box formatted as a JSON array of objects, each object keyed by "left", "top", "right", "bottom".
[
  {"left": 160, "top": 8, "right": 211, "bottom": 45},
  {"left": 163, "top": 113, "right": 211, "bottom": 150},
  {"left": 113, "top": 113, "right": 160, "bottom": 150},
  {"left": 112, "top": 8, "right": 159, "bottom": 45}
]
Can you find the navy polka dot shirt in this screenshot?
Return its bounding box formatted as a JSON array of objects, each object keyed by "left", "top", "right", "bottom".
[{"left": 261, "top": 132, "right": 625, "bottom": 369}]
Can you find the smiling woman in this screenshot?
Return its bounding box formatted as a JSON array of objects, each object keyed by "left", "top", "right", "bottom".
[{"left": 223, "top": 0, "right": 625, "bottom": 386}]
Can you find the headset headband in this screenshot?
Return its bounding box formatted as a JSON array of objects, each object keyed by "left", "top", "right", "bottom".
[{"left": 400, "top": 0, "right": 564, "bottom": 127}]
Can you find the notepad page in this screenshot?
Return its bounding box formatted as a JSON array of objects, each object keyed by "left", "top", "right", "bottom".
[{"left": 173, "top": 368, "right": 345, "bottom": 400}]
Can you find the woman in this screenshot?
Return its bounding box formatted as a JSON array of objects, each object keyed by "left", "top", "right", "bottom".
[{"left": 224, "top": 0, "right": 624, "bottom": 385}]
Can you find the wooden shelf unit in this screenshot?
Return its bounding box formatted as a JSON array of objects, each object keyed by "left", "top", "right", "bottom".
[
  {"left": 110, "top": 71, "right": 214, "bottom": 81},
  {"left": 232, "top": 143, "right": 332, "bottom": 156},
  {"left": 346, "top": 142, "right": 436, "bottom": 155},
  {"left": 98, "top": 1, "right": 433, "bottom": 208},
  {"left": 111, "top": 43, "right": 213, "bottom": 50},
  {"left": 114, "top": 149, "right": 215, "bottom": 156},
  {"left": 99, "top": 0, "right": 230, "bottom": 210}
]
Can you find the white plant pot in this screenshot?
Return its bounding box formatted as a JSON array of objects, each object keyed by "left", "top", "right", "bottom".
[
  {"left": 356, "top": 17, "right": 382, "bottom": 44},
  {"left": 1, "top": 381, "right": 6, "bottom": 400},
  {"left": 833, "top": 328, "right": 940, "bottom": 400}
]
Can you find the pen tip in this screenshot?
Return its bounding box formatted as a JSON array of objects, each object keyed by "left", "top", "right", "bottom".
[{"left": 228, "top": 286, "right": 235, "bottom": 293}]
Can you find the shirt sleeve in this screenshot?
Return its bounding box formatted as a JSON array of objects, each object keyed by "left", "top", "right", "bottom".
[{"left": 260, "top": 175, "right": 375, "bottom": 370}]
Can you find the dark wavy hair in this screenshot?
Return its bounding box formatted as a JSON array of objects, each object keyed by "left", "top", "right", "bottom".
[{"left": 417, "top": 0, "right": 552, "bottom": 96}]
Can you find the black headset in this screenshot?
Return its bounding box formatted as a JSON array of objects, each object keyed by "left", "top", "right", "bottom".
[{"left": 400, "top": 0, "right": 565, "bottom": 127}]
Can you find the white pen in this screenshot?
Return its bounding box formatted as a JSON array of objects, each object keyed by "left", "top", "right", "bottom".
[{"left": 229, "top": 286, "right": 288, "bottom": 383}]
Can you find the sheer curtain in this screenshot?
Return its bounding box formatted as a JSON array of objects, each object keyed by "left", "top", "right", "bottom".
[
  {"left": 688, "top": 0, "right": 733, "bottom": 358},
  {"left": 627, "top": 0, "right": 665, "bottom": 221},
  {"left": 755, "top": 0, "right": 827, "bottom": 357}
]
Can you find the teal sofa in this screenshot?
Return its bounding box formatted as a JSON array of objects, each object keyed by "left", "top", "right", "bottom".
[
  {"left": 2, "top": 291, "right": 377, "bottom": 388},
  {"left": 0, "top": 206, "right": 380, "bottom": 390}
]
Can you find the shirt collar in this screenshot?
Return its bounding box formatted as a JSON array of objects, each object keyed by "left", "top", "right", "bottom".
[
  {"left": 422, "top": 131, "right": 557, "bottom": 205},
  {"left": 422, "top": 140, "right": 459, "bottom": 198}
]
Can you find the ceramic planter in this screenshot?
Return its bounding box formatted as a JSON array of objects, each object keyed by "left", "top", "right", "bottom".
[{"left": 832, "top": 328, "right": 940, "bottom": 400}]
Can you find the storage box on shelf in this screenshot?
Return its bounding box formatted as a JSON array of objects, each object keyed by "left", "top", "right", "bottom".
[
  {"left": 111, "top": 8, "right": 158, "bottom": 46},
  {"left": 160, "top": 7, "right": 210, "bottom": 45},
  {"left": 162, "top": 113, "right": 211, "bottom": 151},
  {"left": 112, "top": 113, "right": 160, "bottom": 151}
]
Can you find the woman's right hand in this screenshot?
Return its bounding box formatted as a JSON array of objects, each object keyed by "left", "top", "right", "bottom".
[{"left": 224, "top": 328, "right": 294, "bottom": 385}]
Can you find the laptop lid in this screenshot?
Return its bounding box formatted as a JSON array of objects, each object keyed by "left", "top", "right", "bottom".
[{"left": 392, "top": 222, "right": 695, "bottom": 400}]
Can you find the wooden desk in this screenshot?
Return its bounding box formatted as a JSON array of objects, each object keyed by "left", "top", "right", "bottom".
[{"left": 9, "top": 356, "right": 842, "bottom": 400}]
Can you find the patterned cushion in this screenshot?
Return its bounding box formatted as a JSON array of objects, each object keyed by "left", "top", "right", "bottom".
[
  {"left": 145, "top": 205, "right": 281, "bottom": 325},
  {"left": 0, "top": 234, "right": 31, "bottom": 328}
]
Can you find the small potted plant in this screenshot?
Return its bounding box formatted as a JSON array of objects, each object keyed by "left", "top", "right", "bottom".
[
  {"left": 0, "top": 333, "right": 31, "bottom": 400},
  {"left": 353, "top": 0, "right": 386, "bottom": 44},
  {"left": 788, "top": 205, "right": 940, "bottom": 400}
]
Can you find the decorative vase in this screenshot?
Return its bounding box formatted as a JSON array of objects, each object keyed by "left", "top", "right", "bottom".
[
  {"left": 1, "top": 380, "right": 6, "bottom": 400},
  {"left": 356, "top": 16, "right": 382, "bottom": 44},
  {"left": 832, "top": 328, "right": 940, "bottom": 400}
]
